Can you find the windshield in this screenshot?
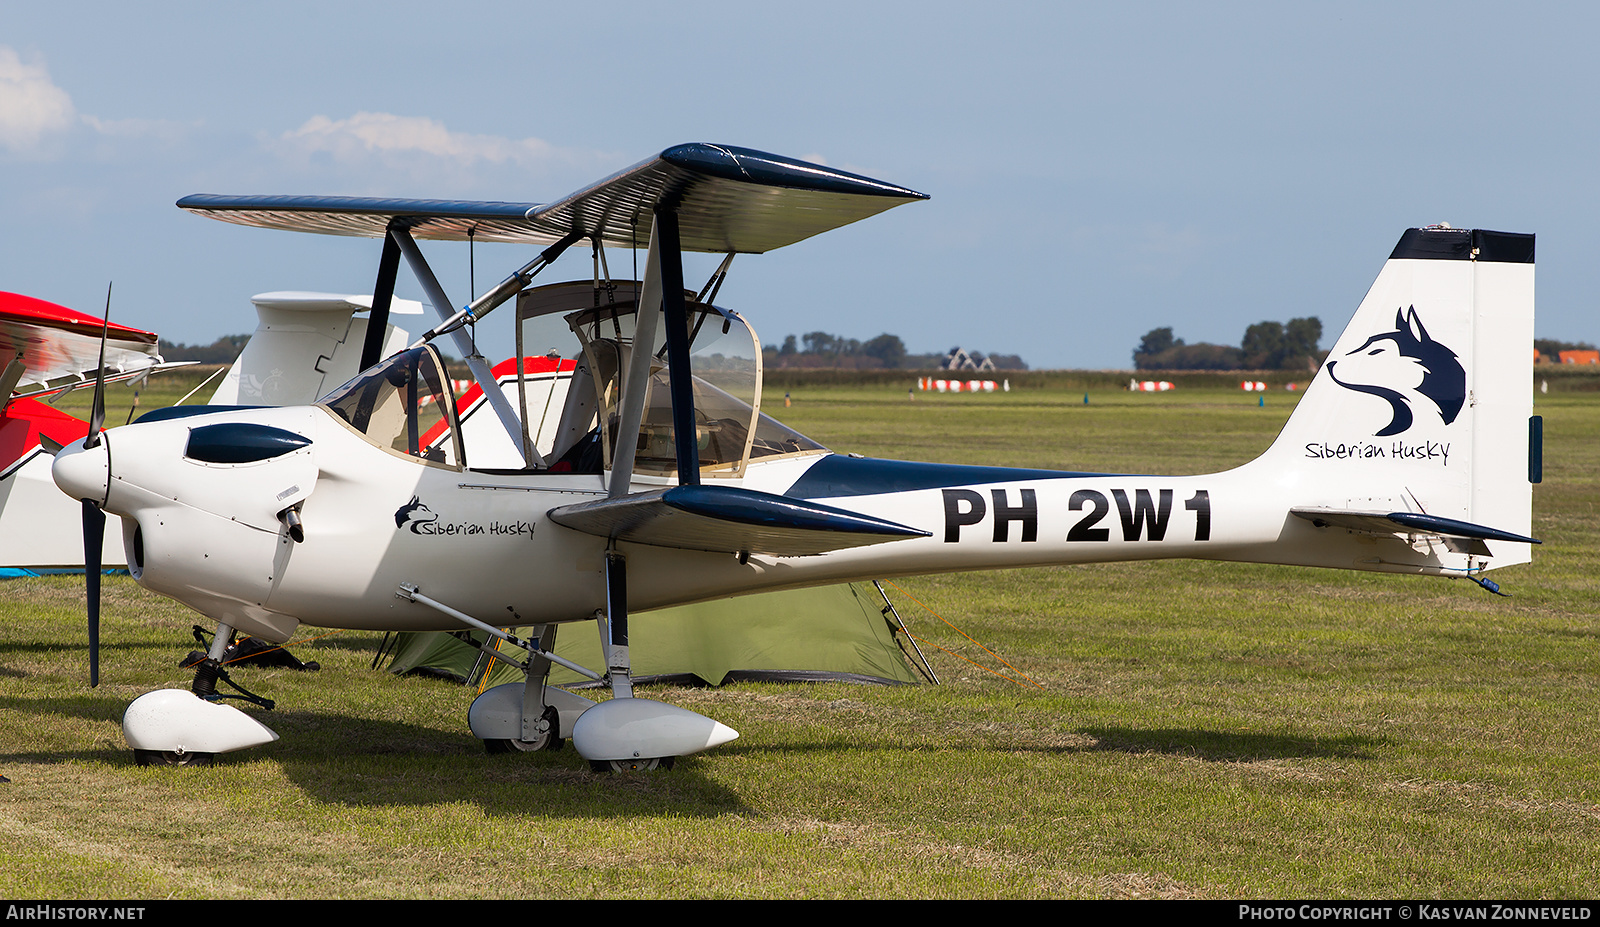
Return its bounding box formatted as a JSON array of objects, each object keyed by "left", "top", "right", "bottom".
[
  {"left": 516, "top": 279, "right": 825, "bottom": 479},
  {"left": 319, "top": 345, "right": 463, "bottom": 467}
]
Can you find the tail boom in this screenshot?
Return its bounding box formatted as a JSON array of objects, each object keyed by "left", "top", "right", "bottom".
[{"left": 761, "top": 226, "right": 1538, "bottom": 587}]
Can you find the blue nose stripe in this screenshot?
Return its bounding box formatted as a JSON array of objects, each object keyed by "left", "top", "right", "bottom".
[{"left": 185, "top": 423, "right": 311, "bottom": 464}]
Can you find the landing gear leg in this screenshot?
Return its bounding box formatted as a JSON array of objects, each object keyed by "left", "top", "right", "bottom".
[
  {"left": 124, "top": 623, "right": 281, "bottom": 766},
  {"left": 187, "top": 621, "right": 233, "bottom": 700},
  {"left": 572, "top": 549, "right": 738, "bottom": 771},
  {"left": 588, "top": 550, "right": 649, "bottom": 772},
  {"left": 180, "top": 622, "right": 275, "bottom": 710},
  {"left": 482, "top": 624, "right": 566, "bottom": 754},
  {"left": 602, "top": 550, "right": 635, "bottom": 700},
  {"left": 396, "top": 583, "right": 603, "bottom": 754}
]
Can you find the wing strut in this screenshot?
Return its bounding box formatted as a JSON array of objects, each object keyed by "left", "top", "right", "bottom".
[
  {"left": 359, "top": 223, "right": 403, "bottom": 371},
  {"left": 656, "top": 207, "right": 700, "bottom": 487},
  {"left": 0, "top": 353, "right": 26, "bottom": 409},
  {"left": 388, "top": 225, "right": 540, "bottom": 465},
  {"left": 608, "top": 223, "right": 663, "bottom": 496},
  {"left": 602, "top": 208, "right": 702, "bottom": 493},
  {"left": 412, "top": 228, "right": 586, "bottom": 347}
]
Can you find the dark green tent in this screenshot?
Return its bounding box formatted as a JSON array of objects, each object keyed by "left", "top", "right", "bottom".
[{"left": 382, "top": 583, "right": 927, "bottom": 689}]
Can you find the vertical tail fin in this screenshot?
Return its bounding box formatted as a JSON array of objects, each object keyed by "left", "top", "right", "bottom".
[{"left": 1255, "top": 226, "right": 1536, "bottom": 569}]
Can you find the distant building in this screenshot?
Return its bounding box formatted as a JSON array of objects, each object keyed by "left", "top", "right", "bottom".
[
  {"left": 1559, "top": 350, "right": 1600, "bottom": 365},
  {"left": 943, "top": 347, "right": 995, "bottom": 372}
]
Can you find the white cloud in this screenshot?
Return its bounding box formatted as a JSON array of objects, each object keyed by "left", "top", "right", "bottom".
[
  {"left": 280, "top": 112, "right": 560, "bottom": 166},
  {"left": 0, "top": 47, "right": 76, "bottom": 152}
]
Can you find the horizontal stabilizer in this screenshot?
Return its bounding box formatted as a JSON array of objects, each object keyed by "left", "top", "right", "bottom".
[
  {"left": 1291, "top": 506, "right": 1539, "bottom": 557},
  {"left": 548, "top": 485, "right": 929, "bottom": 557},
  {"left": 249, "top": 291, "right": 425, "bottom": 315},
  {"left": 178, "top": 144, "right": 928, "bottom": 254}
]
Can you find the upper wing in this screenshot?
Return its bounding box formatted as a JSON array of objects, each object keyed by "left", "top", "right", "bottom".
[
  {"left": 548, "top": 485, "right": 929, "bottom": 557},
  {"left": 178, "top": 143, "right": 928, "bottom": 254},
  {"left": 0, "top": 292, "right": 163, "bottom": 394}
]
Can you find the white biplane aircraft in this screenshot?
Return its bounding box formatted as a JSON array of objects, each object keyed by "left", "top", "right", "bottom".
[{"left": 51, "top": 144, "right": 1540, "bottom": 770}]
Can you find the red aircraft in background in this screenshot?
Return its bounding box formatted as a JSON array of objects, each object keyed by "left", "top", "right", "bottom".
[{"left": 0, "top": 291, "right": 165, "bottom": 571}]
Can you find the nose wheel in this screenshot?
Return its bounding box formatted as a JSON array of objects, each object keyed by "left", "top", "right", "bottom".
[
  {"left": 120, "top": 624, "right": 282, "bottom": 766},
  {"left": 590, "top": 756, "right": 675, "bottom": 773},
  {"left": 133, "top": 749, "right": 215, "bottom": 768}
]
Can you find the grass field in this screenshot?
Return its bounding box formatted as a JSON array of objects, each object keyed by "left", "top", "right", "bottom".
[{"left": 2, "top": 376, "right": 1597, "bottom": 898}]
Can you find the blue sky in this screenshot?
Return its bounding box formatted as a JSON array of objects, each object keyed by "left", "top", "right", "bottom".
[{"left": 3, "top": 2, "right": 1595, "bottom": 369}]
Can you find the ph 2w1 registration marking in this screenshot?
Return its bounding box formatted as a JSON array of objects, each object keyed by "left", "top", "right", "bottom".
[{"left": 941, "top": 487, "right": 1212, "bottom": 543}]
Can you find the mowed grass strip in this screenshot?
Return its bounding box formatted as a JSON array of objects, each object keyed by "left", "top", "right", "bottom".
[{"left": 0, "top": 380, "right": 1595, "bottom": 898}]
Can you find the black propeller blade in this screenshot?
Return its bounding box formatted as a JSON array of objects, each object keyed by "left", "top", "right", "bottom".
[
  {"left": 85, "top": 284, "right": 110, "bottom": 449},
  {"left": 83, "top": 283, "right": 111, "bottom": 686},
  {"left": 83, "top": 499, "right": 104, "bottom": 687}
]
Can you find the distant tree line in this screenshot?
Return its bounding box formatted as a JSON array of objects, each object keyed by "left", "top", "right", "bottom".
[
  {"left": 159, "top": 334, "right": 469, "bottom": 369},
  {"left": 1133, "top": 318, "right": 1323, "bottom": 371},
  {"left": 1535, "top": 338, "right": 1597, "bottom": 362},
  {"left": 764, "top": 331, "right": 1027, "bottom": 370},
  {"left": 158, "top": 334, "right": 250, "bottom": 365},
  {"left": 158, "top": 328, "right": 1033, "bottom": 372}
]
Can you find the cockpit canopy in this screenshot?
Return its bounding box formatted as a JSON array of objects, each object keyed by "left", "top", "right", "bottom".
[
  {"left": 317, "top": 280, "right": 824, "bottom": 479},
  {"left": 520, "top": 280, "right": 824, "bottom": 478},
  {"left": 321, "top": 344, "right": 462, "bottom": 466}
]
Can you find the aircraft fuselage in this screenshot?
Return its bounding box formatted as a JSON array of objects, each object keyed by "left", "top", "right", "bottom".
[{"left": 53, "top": 400, "right": 1453, "bottom": 644}]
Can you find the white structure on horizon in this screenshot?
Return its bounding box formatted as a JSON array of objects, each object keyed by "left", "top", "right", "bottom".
[{"left": 942, "top": 346, "right": 995, "bottom": 372}]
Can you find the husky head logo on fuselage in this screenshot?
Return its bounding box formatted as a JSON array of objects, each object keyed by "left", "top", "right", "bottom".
[
  {"left": 394, "top": 495, "right": 438, "bottom": 533},
  {"left": 1326, "top": 306, "right": 1466, "bottom": 437}
]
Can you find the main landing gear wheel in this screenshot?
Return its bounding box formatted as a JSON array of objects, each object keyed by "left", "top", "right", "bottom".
[
  {"left": 483, "top": 706, "right": 564, "bottom": 754},
  {"left": 133, "top": 749, "right": 215, "bottom": 768},
  {"left": 589, "top": 756, "right": 675, "bottom": 773},
  {"left": 484, "top": 734, "right": 564, "bottom": 754}
]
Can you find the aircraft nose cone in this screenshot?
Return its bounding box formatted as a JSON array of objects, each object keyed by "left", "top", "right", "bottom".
[{"left": 52, "top": 436, "right": 111, "bottom": 507}]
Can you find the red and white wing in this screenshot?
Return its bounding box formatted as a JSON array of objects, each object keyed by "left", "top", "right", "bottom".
[{"left": 0, "top": 291, "right": 162, "bottom": 393}]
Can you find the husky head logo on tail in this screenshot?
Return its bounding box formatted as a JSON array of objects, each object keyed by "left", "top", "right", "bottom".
[{"left": 1326, "top": 306, "right": 1466, "bottom": 437}]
